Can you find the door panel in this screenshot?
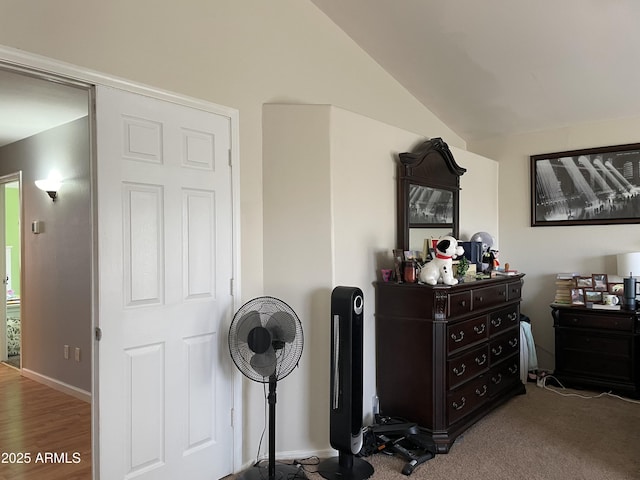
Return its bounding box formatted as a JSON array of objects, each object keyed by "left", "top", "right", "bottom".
[{"left": 96, "top": 85, "right": 234, "bottom": 480}]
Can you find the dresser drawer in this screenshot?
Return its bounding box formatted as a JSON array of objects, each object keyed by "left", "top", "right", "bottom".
[
  {"left": 557, "top": 311, "right": 633, "bottom": 331},
  {"left": 472, "top": 284, "right": 507, "bottom": 310},
  {"left": 558, "top": 346, "right": 633, "bottom": 382},
  {"left": 447, "top": 315, "right": 488, "bottom": 354},
  {"left": 507, "top": 280, "right": 522, "bottom": 301},
  {"left": 559, "top": 330, "right": 632, "bottom": 356},
  {"left": 488, "top": 356, "right": 520, "bottom": 397},
  {"left": 448, "top": 290, "right": 472, "bottom": 317},
  {"left": 447, "top": 375, "right": 490, "bottom": 424},
  {"left": 489, "top": 306, "right": 519, "bottom": 335},
  {"left": 448, "top": 345, "right": 489, "bottom": 389},
  {"left": 489, "top": 330, "right": 519, "bottom": 366}
]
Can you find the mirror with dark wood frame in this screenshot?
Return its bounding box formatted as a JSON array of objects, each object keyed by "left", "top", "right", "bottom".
[{"left": 397, "top": 138, "right": 466, "bottom": 252}]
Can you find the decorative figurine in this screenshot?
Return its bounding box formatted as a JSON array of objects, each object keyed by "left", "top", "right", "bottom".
[{"left": 419, "top": 235, "right": 465, "bottom": 286}]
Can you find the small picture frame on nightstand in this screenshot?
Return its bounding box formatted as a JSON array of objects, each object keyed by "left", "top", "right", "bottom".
[
  {"left": 584, "top": 290, "right": 602, "bottom": 303},
  {"left": 571, "top": 288, "right": 585, "bottom": 305},
  {"left": 592, "top": 274, "right": 608, "bottom": 291},
  {"left": 577, "top": 276, "right": 593, "bottom": 288}
]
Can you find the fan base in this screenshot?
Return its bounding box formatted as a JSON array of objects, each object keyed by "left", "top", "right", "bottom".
[
  {"left": 237, "top": 463, "right": 306, "bottom": 480},
  {"left": 317, "top": 455, "right": 374, "bottom": 480}
]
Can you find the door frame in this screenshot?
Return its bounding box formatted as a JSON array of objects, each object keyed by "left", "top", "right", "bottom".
[
  {"left": 0, "top": 45, "right": 243, "bottom": 478},
  {"left": 0, "top": 172, "right": 21, "bottom": 365}
]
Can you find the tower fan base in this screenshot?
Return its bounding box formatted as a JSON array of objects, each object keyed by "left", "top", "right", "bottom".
[
  {"left": 318, "top": 453, "right": 374, "bottom": 480},
  {"left": 237, "top": 463, "right": 307, "bottom": 480}
]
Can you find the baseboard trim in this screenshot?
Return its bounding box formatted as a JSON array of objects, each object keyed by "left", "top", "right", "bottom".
[{"left": 21, "top": 368, "right": 91, "bottom": 403}]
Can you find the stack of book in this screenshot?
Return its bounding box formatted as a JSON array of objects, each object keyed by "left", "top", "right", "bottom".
[{"left": 554, "top": 273, "right": 578, "bottom": 304}]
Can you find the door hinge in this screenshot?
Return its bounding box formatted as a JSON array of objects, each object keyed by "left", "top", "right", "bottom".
[
  {"left": 230, "top": 407, "right": 234, "bottom": 427},
  {"left": 228, "top": 148, "right": 232, "bottom": 167},
  {"left": 95, "top": 327, "right": 102, "bottom": 341},
  {"left": 230, "top": 278, "right": 234, "bottom": 296}
]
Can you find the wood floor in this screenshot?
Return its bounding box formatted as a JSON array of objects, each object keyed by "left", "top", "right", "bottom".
[{"left": 0, "top": 364, "right": 92, "bottom": 480}]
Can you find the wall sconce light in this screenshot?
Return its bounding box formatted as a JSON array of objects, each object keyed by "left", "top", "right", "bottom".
[{"left": 35, "top": 172, "right": 62, "bottom": 202}]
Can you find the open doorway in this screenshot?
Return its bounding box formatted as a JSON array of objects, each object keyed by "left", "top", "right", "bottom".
[
  {"left": 0, "top": 175, "right": 20, "bottom": 369},
  {"left": 0, "top": 64, "right": 93, "bottom": 477}
]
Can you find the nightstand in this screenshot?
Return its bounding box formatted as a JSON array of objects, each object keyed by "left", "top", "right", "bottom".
[{"left": 551, "top": 304, "right": 640, "bottom": 398}]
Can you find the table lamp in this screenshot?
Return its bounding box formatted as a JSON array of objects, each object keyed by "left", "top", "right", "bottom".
[{"left": 617, "top": 252, "right": 640, "bottom": 310}]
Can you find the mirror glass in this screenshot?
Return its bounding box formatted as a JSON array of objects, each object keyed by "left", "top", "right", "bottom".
[{"left": 408, "top": 184, "right": 454, "bottom": 226}]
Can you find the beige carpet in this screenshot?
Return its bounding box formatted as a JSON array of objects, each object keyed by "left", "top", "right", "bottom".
[{"left": 296, "top": 383, "right": 640, "bottom": 480}]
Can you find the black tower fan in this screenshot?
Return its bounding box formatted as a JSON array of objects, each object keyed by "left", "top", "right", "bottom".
[{"left": 318, "top": 287, "right": 374, "bottom": 480}]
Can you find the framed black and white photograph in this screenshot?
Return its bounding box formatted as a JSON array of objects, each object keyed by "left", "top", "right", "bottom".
[
  {"left": 408, "top": 184, "right": 454, "bottom": 227},
  {"left": 531, "top": 143, "right": 640, "bottom": 226}
]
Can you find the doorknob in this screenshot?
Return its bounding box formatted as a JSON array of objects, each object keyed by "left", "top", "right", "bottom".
[{"left": 2, "top": 276, "right": 8, "bottom": 285}]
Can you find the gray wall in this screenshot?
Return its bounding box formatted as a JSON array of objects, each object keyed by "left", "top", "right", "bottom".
[{"left": 0, "top": 117, "right": 92, "bottom": 392}]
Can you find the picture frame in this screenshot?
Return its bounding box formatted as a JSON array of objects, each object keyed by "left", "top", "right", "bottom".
[
  {"left": 530, "top": 142, "right": 640, "bottom": 226},
  {"left": 570, "top": 288, "right": 585, "bottom": 305},
  {"left": 609, "top": 282, "right": 624, "bottom": 295},
  {"left": 576, "top": 276, "right": 593, "bottom": 288},
  {"left": 592, "top": 274, "right": 608, "bottom": 291},
  {"left": 584, "top": 290, "right": 602, "bottom": 303}
]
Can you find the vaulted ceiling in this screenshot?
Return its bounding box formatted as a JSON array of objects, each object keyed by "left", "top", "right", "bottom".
[
  {"left": 311, "top": 0, "right": 640, "bottom": 142},
  {"left": 3, "top": 2, "right": 640, "bottom": 147}
]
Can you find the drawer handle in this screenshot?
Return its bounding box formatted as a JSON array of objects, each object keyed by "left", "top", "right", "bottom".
[
  {"left": 475, "top": 385, "right": 488, "bottom": 397},
  {"left": 508, "top": 338, "right": 518, "bottom": 348},
  {"left": 452, "top": 397, "right": 466, "bottom": 411},
  {"left": 474, "top": 324, "right": 486, "bottom": 334},
  {"left": 492, "top": 318, "right": 502, "bottom": 328},
  {"left": 508, "top": 364, "right": 518, "bottom": 374},
  {"left": 476, "top": 296, "right": 484, "bottom": 303},
  {"left": 459, "top": 300, "right": 467, "bottom": 307},
  {"left": 492, "top": 345, "right": 503, "bottom": 356},
  {"left": 492, "top": 373, "right": 502, "bottom": 385},
  {"left": 508, "top": 312, "right": 518, "bottom": 322},
  {"left": 451, "top": 331, "right": 465, "bottom": 343},
  {"left": 475, "top": 354, "right": 487, "bottom": 366},
  {"left": 453, "top": 364, "right": 466, "bottom": 376}
]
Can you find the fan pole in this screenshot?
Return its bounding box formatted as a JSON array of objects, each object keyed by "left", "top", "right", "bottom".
[{"left": 268, "top": 375, "right": 277, "bottom": 480}]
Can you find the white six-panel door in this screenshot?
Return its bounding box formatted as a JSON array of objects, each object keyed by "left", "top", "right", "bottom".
[{"left": 96, "top": 85, "right": 235, "bottom": 480}]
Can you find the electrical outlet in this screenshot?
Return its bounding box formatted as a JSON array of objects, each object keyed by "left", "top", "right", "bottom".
[
  {"left": 74, "top": 347, "right": 81, "bottom": 362},
  {"left": 64, "top": 345, "right": 69, "bottom": 360}
]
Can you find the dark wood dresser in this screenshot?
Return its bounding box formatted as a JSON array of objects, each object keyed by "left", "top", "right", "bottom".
[
  {"left": 375, "top": 274, "right": 526, "bottom": 453},
  {"left": 551, "top": 304, "right": 640, "bottom": 398}
]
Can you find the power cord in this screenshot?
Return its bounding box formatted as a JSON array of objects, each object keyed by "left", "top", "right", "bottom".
[
  {"left": 253, "top": 383, "right": 269, "bottom": 466},
  {"left": 538, "top": 374, "right": 640, "bottom": 404}
]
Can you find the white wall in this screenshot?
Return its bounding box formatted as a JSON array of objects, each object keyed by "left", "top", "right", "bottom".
[
  {"left": 263, "top": 104, "right": 498, "bottom": 459},
  {"left": 0, "top": 0, "right": 464, "bottom": 305},
  {"left": 455, "top": 147, "right": 499, "bottom": 245},
  {"left": 470, "top": 116, "right": 640, "bottom": 369}
]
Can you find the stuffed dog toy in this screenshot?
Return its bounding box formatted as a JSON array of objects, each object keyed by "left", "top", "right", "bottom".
[{"left": 419, "top": 236, "right": 465, "bottom": 285}]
